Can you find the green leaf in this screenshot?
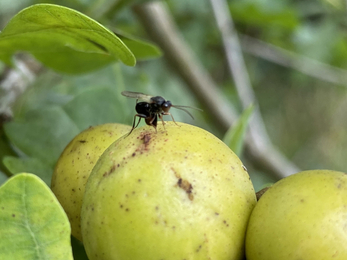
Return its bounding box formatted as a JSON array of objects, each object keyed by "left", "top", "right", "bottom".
[
  {"left": 63, "top": 87, "right": 122, "bottom": 130},
  {"left": 0, "top": 170, "right": 7, "bottom": 186},
  {"left": 3, "top": 157, "right": 52, "bottom": 186},
  {"left": 0, "top": 173, "right": 73, "bottom": 260},
  {"left": 0, "top": 4, "right": 136, "bottom": 74},
  {"left": 114, "top": 30, "right": 162, "bottom": 60},
  {"left": 223, "top": 104, "right": 254, "bottom": 156},
  {"left": 71, "top": 236, "right": 89, "bottom": 260},
  {"left": 4, "top": 106, "right": 80, "bottom": 167},
  {"left": 229, "top": 2, "right": 299, "bottom": 30}
]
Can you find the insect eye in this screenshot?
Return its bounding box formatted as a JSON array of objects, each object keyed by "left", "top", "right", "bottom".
[{"left": 163, "top": 101, "right": 172, "bottom": 108}]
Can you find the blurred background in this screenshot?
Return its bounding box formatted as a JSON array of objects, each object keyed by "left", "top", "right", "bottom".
[{"left": 1, "top": 0, "right": 347, "bottom": 193}]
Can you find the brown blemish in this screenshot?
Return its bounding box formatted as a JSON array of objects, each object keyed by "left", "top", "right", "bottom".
[
  {"left": 79, "top": 140, "right": 86, "bottom": 143},
  {"left": 177, "top": 178, "right": 193, "bottom": 200},
  {"left": 143, "top": 134, "right": 151, "bottom": 145},
  {"left": 171, "top": 167, "right": 194, "bottom": 200},
  {"left": 103, "top": 164, "right": 117, "bottom": 177},
  {"left": 223, "top": 220, "right": 229, "bottom": 227},
  {"left": 12, "top": 214, "right": 15, "bottom": 217},
  {"left": 133, "top": 133, "right": 153, "bottom": 155},
  {"left": 178, "top": 179, "right": 194, "bottom": 200},
  {"left": 171, "top": 167, "right": 177, "bottom": 175},
  {"left": 196, "top": 245, "right": 202, "bottom": 252}
]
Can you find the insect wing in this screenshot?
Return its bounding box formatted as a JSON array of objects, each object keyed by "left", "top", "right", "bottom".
[{"left": 121, "top": 91, "right": 152, "bottom": 102}]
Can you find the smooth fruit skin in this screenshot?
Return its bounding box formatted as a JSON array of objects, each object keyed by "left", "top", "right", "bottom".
[
  {"left": 246, "top": 170, "right": 347, "bottom": 260},
  {"left": 81, "top": 122, "right": 256, "bottom": 260},
  {"left": 51, "top": 123, "right": 131, "bottom": 241}
]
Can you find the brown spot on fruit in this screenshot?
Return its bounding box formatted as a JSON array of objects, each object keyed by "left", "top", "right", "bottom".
[
  {"left": 177, "top": 178, "right": 194, "bottom": 201},
  {"left": 134, "top": 133, "right": 153, "bottom": 154},
  {"left": 172, "top": 167, "right": 194, "bottom": 200},
  {"left": 143, "top": 134, "right": 151, "bottom": 145},
  {"left": 196, "top": 244, "right": 202, "bottom": 252},
  {"left": 103, "top": 164, "right": 117, "bottom": 177}
]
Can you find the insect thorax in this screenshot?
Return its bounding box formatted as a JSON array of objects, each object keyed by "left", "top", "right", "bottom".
[{"left": 150, "top": 96, "right": 166, "bottom": 105}]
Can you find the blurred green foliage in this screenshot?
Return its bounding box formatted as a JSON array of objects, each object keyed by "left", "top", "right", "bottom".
[{"left": 223, "top": 104, "right": 254, "bottom": 156}]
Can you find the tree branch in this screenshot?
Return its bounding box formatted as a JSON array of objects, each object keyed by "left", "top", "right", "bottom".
[
  {"left": 0, "top": 55, "right": 40, "bottom": 118},
  {"left": 133, "top": 2, "right": 300, "bottom": 179},
  {"left": 240, "top": 34, "right": 347, "bottom": 86}
]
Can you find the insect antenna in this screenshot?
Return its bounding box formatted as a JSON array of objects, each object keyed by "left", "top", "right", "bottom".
[{"left": 172, "top": 105, "right": 202, "bottom": 119}]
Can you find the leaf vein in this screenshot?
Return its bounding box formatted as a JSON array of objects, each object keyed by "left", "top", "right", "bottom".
[{"left": 23, "top": 180, "right": 43, "bottom": 260}]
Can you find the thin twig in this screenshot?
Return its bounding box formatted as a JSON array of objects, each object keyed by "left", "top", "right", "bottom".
[
  {"left": 133, "top": 2, "right": 300, "bottom": 178},
  {"left": 209, "top": 0, "right": 272, "bottom": 150},
  {"left": 210, "top": 0, "right": 255, "bottom": 109},
  {"left": 0, "top": 56, "right": 40, "bottom": 118},
  {"left": 240, "top": 34, "right": 347, "bottom": 86}
]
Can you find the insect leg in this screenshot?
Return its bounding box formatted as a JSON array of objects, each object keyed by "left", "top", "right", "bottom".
[
  {"left": 148, "top": 115, "right": 158, "bottom": 133},
  {"left": 127, "top": 114, "right": 147, "bottom": 137},
  {"left": 162, "top": 112, "right": 178, "bottom": 126},
  {"left": 158, "top": 114, "right": 166, "bottom": 130}
]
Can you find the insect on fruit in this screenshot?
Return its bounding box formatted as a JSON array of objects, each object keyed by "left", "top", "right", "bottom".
[{"left": 121, "top": 91, "right": 201, "bottom": 136}]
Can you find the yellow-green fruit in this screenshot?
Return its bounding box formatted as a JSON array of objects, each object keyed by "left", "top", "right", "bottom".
[
  {"left": 81, "top": 122, "right": 256, "bottom": 260},
  {"left": 51, "top": 123, "right": 131, "bottom": 241},
  {"left": 246, "top": 170, "right": 347, "bottom": 260}
]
